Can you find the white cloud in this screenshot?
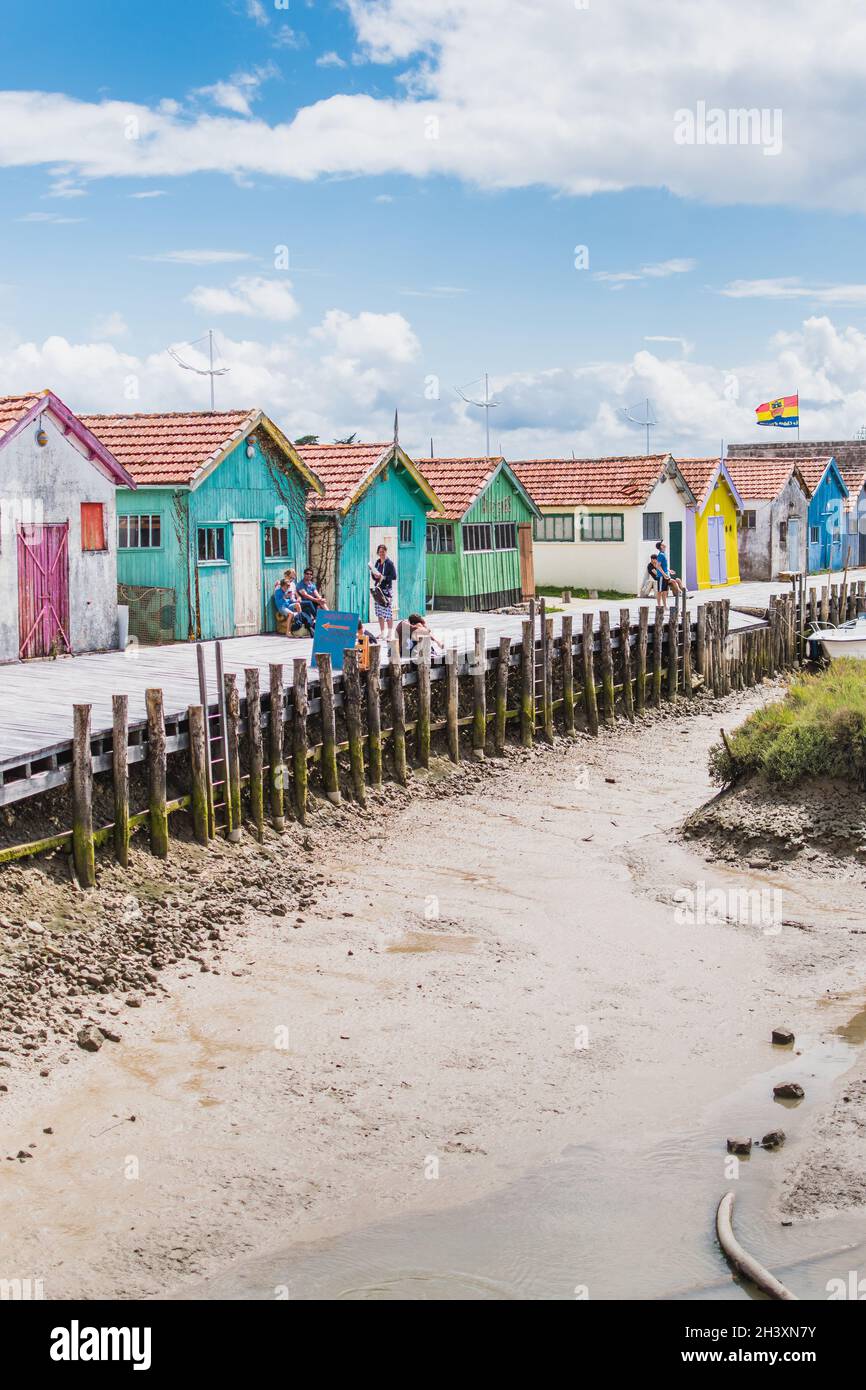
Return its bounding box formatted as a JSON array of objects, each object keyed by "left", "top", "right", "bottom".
[
  {"left": 317, "top": 52, "right": 347, "bottom": 69},
  {"left": 140, "top": 249, "right": 253, "bottom": 265},
  {"left": 645, "top": 335, "right": 694, "bottom": 356},
  {"left": 245, "top": 0, "right": 269, "bottom": 27},
  {"left": 312, "top": 308, "right": 421, "bottom": 363},
  {"left": 187, "top": 276, "right": 300, "bottom": 321},
  {"left": 0, "top": 3, "right": 863, "bottom": 208},
  {"left": 128, "top": 189, "right": 167, "bottom": 199},
  {"left": 595, "top": 259, "right": 696, "bottom": 291},
  {"left": 16, "top": 211, "right": 84, "bottom": 224},
  {"left": 194, "top": 66, "right": 277, "bottom": 117},
  {"left": 92, "top": 311, "right": 128, "bottom": 339},
  {"left": 721, "top": 277, "right": 866, "bottom": 305}
]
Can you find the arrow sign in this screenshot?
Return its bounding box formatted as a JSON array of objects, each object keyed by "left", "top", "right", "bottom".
[{"left": 310, "top": 609, "right": 359, "bottom": 670}]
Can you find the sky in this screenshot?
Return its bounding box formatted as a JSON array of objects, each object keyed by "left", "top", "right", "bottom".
[{"left": 3, "top": 0, "right": 866, "bottom": 459}]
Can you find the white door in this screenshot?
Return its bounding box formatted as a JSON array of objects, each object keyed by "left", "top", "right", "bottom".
[
  {"left": 232, "top": 522, "right": 262, "bottom": 636},
  {"left": 369, "top": 525, "right": 398, "bottom": 622},
  {"left": 787, "top": 517, "right": 800, "bottom": 572}
]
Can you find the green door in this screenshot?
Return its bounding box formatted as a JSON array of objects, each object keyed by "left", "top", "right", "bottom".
[{"left": 668, "top": 520, "right": 683, "bottom": 581}]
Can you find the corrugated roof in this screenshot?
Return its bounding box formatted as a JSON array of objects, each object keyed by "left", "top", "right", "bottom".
[
  {"left": 511, "top": 455, "right": 671, "bottom": 507},
  {"left": 81, "top": 409, "right": 258, "bottom": 487},
  {"left": 726, "top": 456, "right": 811, "bottom": 500}
]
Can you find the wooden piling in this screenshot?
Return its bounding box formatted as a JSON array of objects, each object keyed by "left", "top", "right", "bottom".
[
  {"left": 366, "top": 643, "right": 384, "bottom": 787},
  {"left": 342, "top": 647, "right": 367, "bottom": 806},
  {"left": 582, "top": 613, "right": 599, "bottom": 735},
  {"left": 446, "top": 649, "right": 461, "bottom": 762},
  {"left": 682, "top": 604, "right": 692, "bottom": 696},
  {"left": 244, "top": 668, "right": 265, "bottom": 842},
  {"left": 821, "top": 583, "right": 829, "bottom": 624},
  {"left": 652, "top": 607, "right": 663, "bottom": 708},
  {"left": 696, "top": 603, "right": 707, "bottom": 683},
  {"left": 224, "top": 672, "right": 243, "bottom": 841},
  {"left": 619, "top": 608, "right": 634, "bottom": 722},
  {"left": 561, "top": 615, "right": 575, "bottom": 734},
  {"left": 71, "top": 703, "right": 96, "bottom": 887},
  {"left": 636, "top": 607, "right": 648, "bottom": 713},
  {"left": 598, "top": 610, "right": 615, "bottom": 725},
  {"left": 145, "top": 687, "right": 169, "bottom": 858},
  {"left": 666, "top": 605, "right": 678, "bottom": 699},
  {"left": 389, "top": 641, "right": 409, "bottom": 785},
  {"left": 292, "top": 659, "right": 309, "bottom": 823},
  {"left": 111, "top": 693, "right": 129, "bottom": 867},
  {"left": 195, "top": 642, "right": 215, "bottom": 838},
  {"left": 415, "top": 637, "right": 432, "bottom": 769},
  {"left": 472, "top": 627, "right": 487, "bottom": 758},
  {"left": 495, "top": 636, "right": 511, "bottom": 754},
  {"left": 317, "top": 653, "right": 341, "bottom": 806},
  {"left": 268, "top": 664, "right": 286, "bottom": 831},
  {"left": 543, "top": 616, "right": 555, "bottom": 743},
  {"left": 188, "top": 704, "right": 210, "bottom": 847},
  {"left": 520, "top": 619, "right": 535, "bottom": 746}
]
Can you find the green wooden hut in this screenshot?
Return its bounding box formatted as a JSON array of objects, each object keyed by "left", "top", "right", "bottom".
[
  {"left": 421, "top": 456, "right": 541, "bottom": 611},
  {"left": 296, "top": 441, "right": 443, "bottom": 621},
  {"left": 82, "top": 408, "right": 323, "bottom": 643}
]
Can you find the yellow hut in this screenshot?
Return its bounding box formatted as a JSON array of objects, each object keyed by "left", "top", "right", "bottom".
[{"left": 678, "top": 457, "right": 744, "bottom": 589}]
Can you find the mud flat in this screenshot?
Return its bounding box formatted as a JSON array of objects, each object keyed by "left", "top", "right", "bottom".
[{"left": 1, "top": 684, "right": 865, "bottom": 1300}]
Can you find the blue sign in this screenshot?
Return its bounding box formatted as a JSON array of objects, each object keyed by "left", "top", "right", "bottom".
[{"left": 310, "top": 610, "right": 359, "bottom": 670}]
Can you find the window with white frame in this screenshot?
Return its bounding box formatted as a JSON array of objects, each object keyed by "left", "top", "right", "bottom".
[
  {"left": 118, "top": 514, "right": 162, "bottom": 549},
  {"left": 580, "top": 512, "right": 624, "bottom": 542},
  {"left": 264, "top": 525, "right": 290, "bottom": 559},
  {"left": 197, "top": 526, "right": 226, "bottom": 562},
  {"left": 740, "top": 510, "right": 756, "bottom": 530}
]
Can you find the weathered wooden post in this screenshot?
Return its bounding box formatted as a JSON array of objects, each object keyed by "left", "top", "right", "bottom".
[
  {"left": 820, "top": 583, "right": 829, "bottom": 625},
  {"left": 581, "top": 612, "right": 599, "bottom": 735},
  {"left": 188, "top": 705, "right": 210, "bottom": 847},
  {"left": 682, "top": 604, "right": 692, "bottom": 696},
  {"left": 292, "top": 658, "right": 309, "bottom": 824},
  {"left": 543, "top": 616, "right": 555, "bottom": 742},
  {"left": 195, "top": 642, "right": 215, "bottom": 838},
  {"left": 366, "top": 644, "right": 383, "bottom": 787},
  {"left": 112, "top": 693, "right": 129, "bottom": 867},
  {"left": 472, "top": 627, "right": 487, "bottom": 758},
  {"left": 829, "top": 583, "right": 839, "bottom": 627},
  {"left": 389, "top": 640, "right": 409, "bottom": 785},
  {"left": 495, "top": 635, "right": 511, "bottom": 754},
  {"left": 520, "top": 620, "right": 534, "bottom": 747},
  {"left": 72, "top": 703, "right": 96, "bottom": 887},
  {"left": 598, "top": 610, "right": 615, "bottom": 725},
  {"left": 721, "top": 599, "right": 731, "bottom": 694},
  {"left": 316, "top": 653, "right": 341, "bottom": 806},
  {"left": 714, "top": 603, "right": 725, "bottom": 696},
  {"left": 652, "top": 608, "right": 663, "bottom": 708},
  {"left": 415, "top": 636, "right": 432, "bottom": 769},
  {"left": 342, "top": 647, "right": 367, "bottom": 805},
  {"left": 268, "top": 664, "right": 286, "bottom": 831},
  {"left": 667, "top": 605, "right": 678, "bottom": 699},
  {"left": 696, "top": 604, "right": 707, "bottom": 683},
  {"left": 224, "top": 672, "right": 243, "bottom": 841},
  {"left": 446, "top": 648, "right": 461, "bottom": 762},
  {"left": 560, "top": 615, "right": 575, "bottom": 735},
  {"left": 145, "top": 687, "right": 169, "bottom": 857},
  {"left": 619, "top": 608, "right": 634, "bottom": 722},
  {"left": 244, "top": 669, "right": 265, "bottom": 841},
  {"left": 636, "top": 607, "right": 648, "bottom": 713}
]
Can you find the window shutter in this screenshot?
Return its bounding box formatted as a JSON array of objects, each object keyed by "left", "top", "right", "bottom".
[{"left": 81, "top": 503, "right": 106, "bottom": 552}]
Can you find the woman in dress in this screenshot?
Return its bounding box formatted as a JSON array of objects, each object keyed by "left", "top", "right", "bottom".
[{"left": 369, "top": 544, "right": 397, "bottom": 642}]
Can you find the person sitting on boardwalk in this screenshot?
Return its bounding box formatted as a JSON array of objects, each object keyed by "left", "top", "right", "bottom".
[
  {"left": 640, "top": 553, "right": 661, "bottom": 598},
  {"left": 273, "top": 574, "right": 313, "bottom": 637},
  {"left": 655, "top": 541, "right": 684, "bottom": 600},
  {"left": 297, "top": 567, "right": 327, "bottom": 630},
  {"left": 369, "top": 544, "right": 397, "bottom": 641},
  {"left": 394, "top": 613, "right": 445, "bottom": 657}
]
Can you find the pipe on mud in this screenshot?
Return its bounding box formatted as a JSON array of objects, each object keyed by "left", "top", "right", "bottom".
[{"left": 715, "top": 1192, "right": 798, "bottom": 1301}]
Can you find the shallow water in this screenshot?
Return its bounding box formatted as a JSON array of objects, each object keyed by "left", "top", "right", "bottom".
[{"left": 188, "top": 1001, "right": 866, "bottom": 1301}]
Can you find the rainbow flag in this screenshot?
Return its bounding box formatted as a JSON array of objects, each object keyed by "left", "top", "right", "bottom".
[{"left": 756, "top": 393, "right": 799, "bottom": 428}]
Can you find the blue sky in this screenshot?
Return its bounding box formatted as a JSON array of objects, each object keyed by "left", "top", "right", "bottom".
[{"left": 3, "top": 0, "right": 866, "bottom": 457}]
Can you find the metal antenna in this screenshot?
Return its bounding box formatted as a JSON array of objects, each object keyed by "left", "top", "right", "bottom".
[
  {"left": 455, "top": 372, "right": 500, "bottom": 458},
  {"left": 855, "top": 426, "right": 866, "bottom": 441},
  {"left": 619, "top": 397, "right": 657, "bottom": 454},
  {"left": 167, "top": 329, "right": 230, "bottom": 410}
]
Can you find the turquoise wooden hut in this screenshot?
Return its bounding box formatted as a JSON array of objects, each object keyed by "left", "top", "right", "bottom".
[
  {"left": 296, "top": 440, "right": 443, "bottom": 621},
  {"left": 797, "top": 456, "right": 849, "bottom": 572},
  {"left": 421, "top": 456, "right": 541, "bottom": 610},
  {"left": 83, "top": 408, "right": 323, "bottom": 643}
]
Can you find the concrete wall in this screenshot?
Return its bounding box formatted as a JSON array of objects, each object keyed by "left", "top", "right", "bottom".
[
  {"left": 0, "top": 409, "right": 119, "bottom": 663},
  {"left": 738, "top": 477, "right": 808, "bottom": 581}
]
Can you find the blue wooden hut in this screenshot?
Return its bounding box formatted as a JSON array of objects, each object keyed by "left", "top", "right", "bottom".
[
  {"left": 83, "top": 408, "right": 324, "bottom": 643},
  {"left": 797, "top": 456, "right": 849, "bottom": 572},
  {"left": 296, "top": 441, "right": 443, "bottom": 621}
]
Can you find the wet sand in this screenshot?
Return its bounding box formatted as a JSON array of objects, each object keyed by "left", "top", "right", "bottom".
[{"left": 1, "top": 688, "right": 865, "bottom": 1299}]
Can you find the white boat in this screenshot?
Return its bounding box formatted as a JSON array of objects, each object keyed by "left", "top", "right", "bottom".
[{"left": 809, "top": 616, "right": 866, "bottom": 660}]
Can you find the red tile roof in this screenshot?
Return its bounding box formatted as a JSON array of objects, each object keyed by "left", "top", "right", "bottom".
[
  {"left": 81, "top": 409, "right": 259, "bottom": 486},
  {"left": 420, "top": 456, "right": 505, "bottom": 519},
  {"left": 775, "top": 456, "right": 836, "bottom": 494},
  {"left": 675, "top": 457, "right": 722, "bottom": 504},
  {"left": 0, "top": 393, "right": 43, "bottom": 440},
  {"left": 511, "top": 455, "right": 671, "bottom": 507},
  {"left": 296, "top": 442, "right": 393, "bottom": 512},
  {"left": 726, "top": 456, "right": 811, "bottom": 500},
  {"left": 841, "top": 466, "right": 866, "bottom": 500}
]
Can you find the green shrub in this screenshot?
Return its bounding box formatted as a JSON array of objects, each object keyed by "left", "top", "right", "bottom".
[{"left": 709, "top": 660, "right": 866, "bottom": 788}]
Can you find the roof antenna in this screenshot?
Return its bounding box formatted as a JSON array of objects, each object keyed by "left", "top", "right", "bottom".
[
  {"left": 167, "top": 329, "right": 229, "bottom": 410},
  {"left": 619, "top": 397, "right": 656, "bottom": 454},
  {"left": 455, "top": 371, "right": 499, "bottom": 458}
]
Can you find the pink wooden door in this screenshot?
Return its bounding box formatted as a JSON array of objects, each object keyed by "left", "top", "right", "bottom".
[{"left": 17, "top": 523, "right": 72, "bottom": 659}]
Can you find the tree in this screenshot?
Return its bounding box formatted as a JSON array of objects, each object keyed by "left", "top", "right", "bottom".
[
  {"left": 295, "top": 434, "right": 319, "bottom": 446},
  {"left": 334, "top": 432, "right": 358, "bottom": 445}
]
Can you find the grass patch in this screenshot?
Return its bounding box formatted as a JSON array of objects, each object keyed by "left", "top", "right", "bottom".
[
  {"left": 709, "top": 659, "right": 866, "bottom": 789},
  {"left": 535, "top": 585, "right": 632, "bottom": 601}
]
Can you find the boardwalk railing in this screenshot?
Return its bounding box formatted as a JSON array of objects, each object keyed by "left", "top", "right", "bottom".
[{"left": 0, "top": 589, "right": 822, "bottom": 881}]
